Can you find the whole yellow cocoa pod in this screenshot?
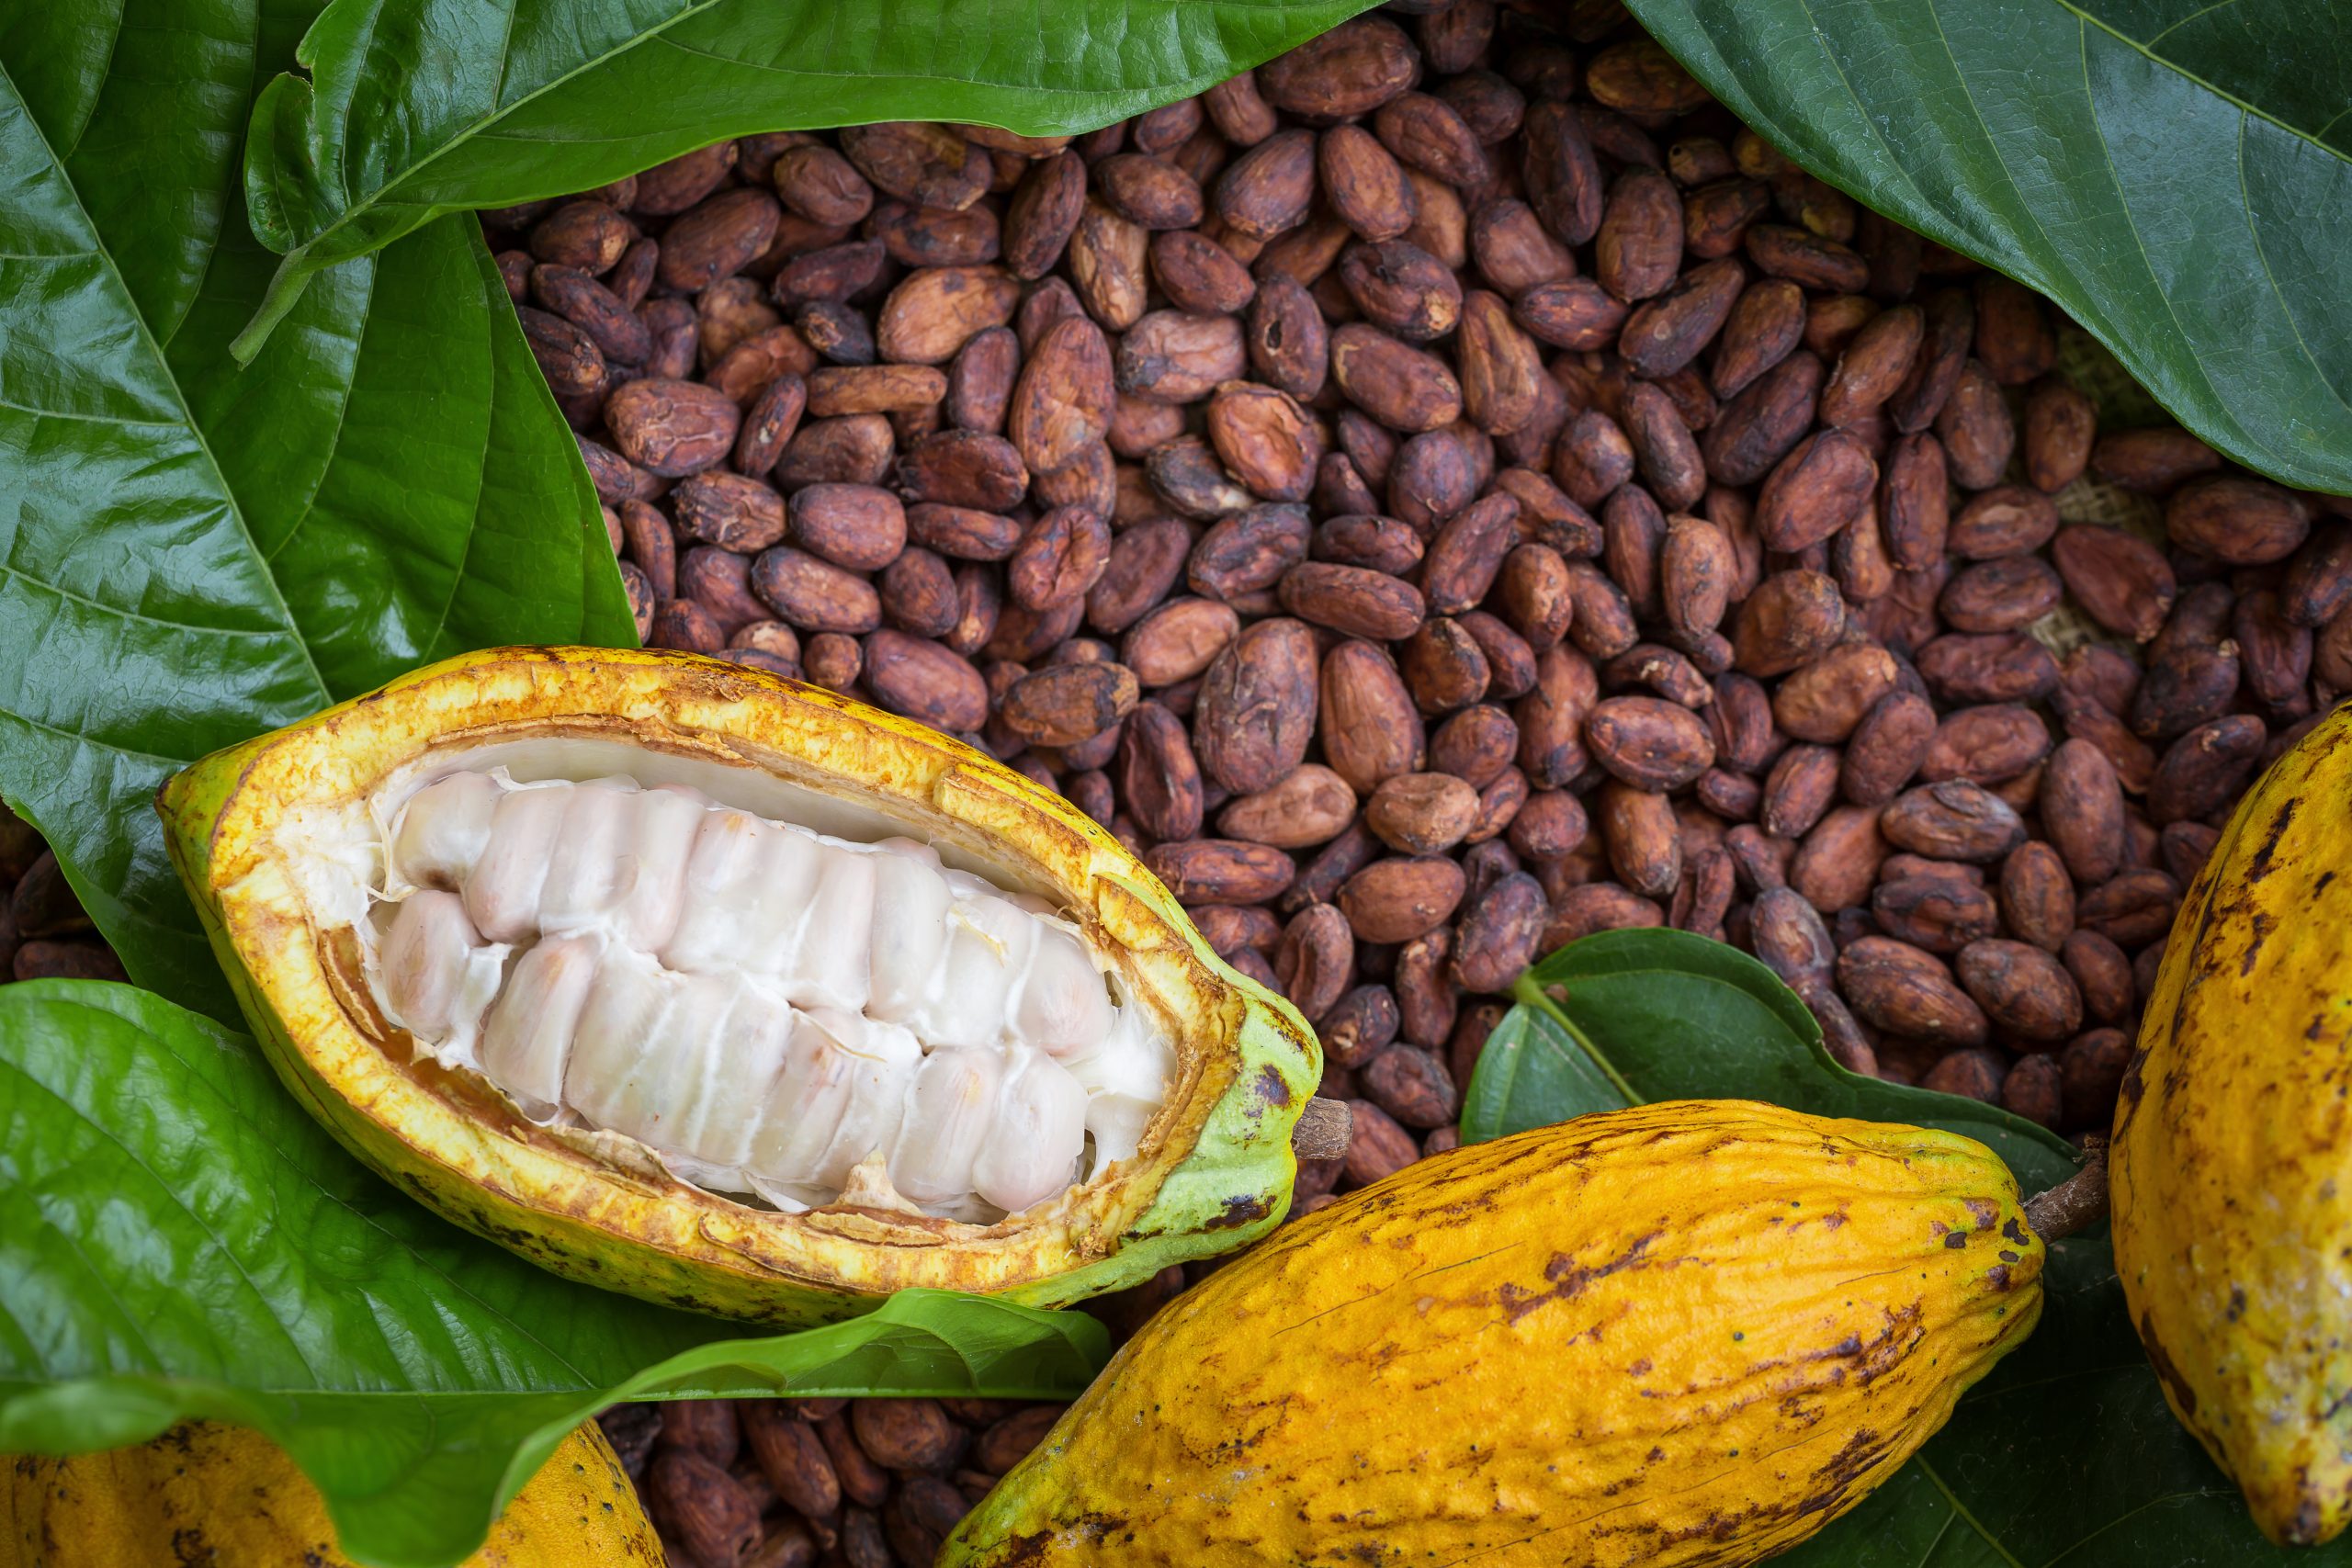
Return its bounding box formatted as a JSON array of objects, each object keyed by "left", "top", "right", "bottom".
[
  {"left": 2113, "top": 703, "right": 2352, "bottom": 1545},
  {"left": 2, "top": 1418, "right": 659, "bottom": 1566},
  {"left": 942, "top": 1099, "right": 2043, "bottom": 1567}
]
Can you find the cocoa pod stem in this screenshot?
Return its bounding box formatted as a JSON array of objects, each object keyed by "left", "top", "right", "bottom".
[
  {"left": 2022, "top": 1143, "right": 2109, "bottom": 1243},
  {"left": 1290, "top": 1095, "right": 1353, "bottom": 1159}
]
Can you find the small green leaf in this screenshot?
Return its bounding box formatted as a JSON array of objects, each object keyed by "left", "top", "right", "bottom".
[
  {"left": 1623, "top": 0, "right": 2352, "bottom": 494},
  {"left": 1462, "top": 929, "right": 2329, "bottom": 1565},
  {"left": 0, "top": 980, "right": 1108, "bottom": 1568},
  {"left": 0, "top": 8, "right": 635, "bottom": 1021},
  {"left": 233, "top": 0, "right": 1380, "bottom": 350}
]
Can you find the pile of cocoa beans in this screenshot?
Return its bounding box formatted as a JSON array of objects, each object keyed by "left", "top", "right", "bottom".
[
  {"left": 491, "top": 0, "right": 2343, "bottom": 1313},
  {"left": 598, "top": 1394, "right": 1065, "bottom": 1568},
  {"left": 0, "top": 807, "right": 119, "bottom": 985}
]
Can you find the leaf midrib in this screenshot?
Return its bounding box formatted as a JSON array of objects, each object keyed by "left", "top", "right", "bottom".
[
  {"left": 1915, "top": 1454, "right": 2030, "bottom": 1568},
  {"left": 2052, "top": 0, "right": 2348, "bottom": 158},
  {"left": 0, "top": 58, "right": 330, "bottom": 714},
  {"left": 0, "top": 1010, "right": 601, "bottom": 1393},
  {"left": 266, "top": 0, "right": 1365, "bottom": 263},
  {"left": 267, "top": 0, "right": 722, "bottom": 264}
]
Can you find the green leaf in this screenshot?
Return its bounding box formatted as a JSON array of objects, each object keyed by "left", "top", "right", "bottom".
[
  {"left": 1621, "top": 0, "right": 2352, "bottom": 495},
  {"left": 1462, "top": 927, "right": 2075, "bottom": 1188},
  {"left": 1462, "top": 929, "right": 2335, "bottom": 1565},
  {"left": 0, "top": 980, "right": 1109, "bottom": 1568},
  {"left": 232, "top": 0, "right": 1379, "bottom": 352},
  {"left": 0, "top": 5, "right": 636, "bottom": 1022}
]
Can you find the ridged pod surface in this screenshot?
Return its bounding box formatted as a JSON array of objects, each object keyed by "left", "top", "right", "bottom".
[
  {"left": 2113, "top": 703, "right": 2352, "bottom": 1545},
  {"left": 3, "top": 1420, "right": 654, "bottom": 1567},
  {"left": 157, "top": 647, "right": 1316, "bottom": 1325},
  {"left": 943, "top": 1099, "right": 2042, "bottom": 1567}
]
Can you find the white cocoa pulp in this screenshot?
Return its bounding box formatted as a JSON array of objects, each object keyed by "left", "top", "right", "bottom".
[{"left": 334, "top": 741, "right": 1173, "bottom": 1224}]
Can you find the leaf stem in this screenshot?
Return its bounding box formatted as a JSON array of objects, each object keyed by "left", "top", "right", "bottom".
[
  {"left": 229, "top": 251, "right": 314, "bottom": 364},
  {"left": 2022, "top": 1143, "right": 2109, "bottom": 1243}
]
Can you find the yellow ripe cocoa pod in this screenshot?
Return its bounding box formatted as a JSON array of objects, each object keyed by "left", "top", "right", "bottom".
[
  {"left": 156, "top": 647, "right": 1317, "bottom": 1326},
  {"left": 2113, "top": 703, "right": 2352, "bottom": 1545},
  {"left": 942, "top": 1099, "right": 2043, "bottom": 1567},
  {"left": 2, "top": 1420, "right": 659, "bottom": 1567}
]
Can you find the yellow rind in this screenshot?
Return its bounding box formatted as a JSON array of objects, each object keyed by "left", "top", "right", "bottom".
[
  {"left": 942, "top": 1099, "right": 2042, "bottom": 1568},
  {"left": 2, "top": 1420, "right": 659, "bottom": 1567},
  {"left": 157, "top": 647, "right": 1317, "bottom": 1325},
  {"left": 2113, "top": 702, "right": 2352, "bottom": 1545}
]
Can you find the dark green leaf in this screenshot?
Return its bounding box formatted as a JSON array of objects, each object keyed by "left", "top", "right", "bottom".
[
  {"left": 0, "top": 9, "right": 635, "bottom": 1021},
  {"left": 1463, "top": 927, "right": 2075, "bottom": 1189},
  {"left": 1463, "top": 929, "right": 2327, "bottom": 1564},
  {"left": 1623, "top": 0, "right": 2352, "bottom": 495},
  {"left": 234, "top": 0, "right": 1380, "bottom": 352},
  {"left": 0, "top": 980, "right": 1109, "bottom": 1568}
]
